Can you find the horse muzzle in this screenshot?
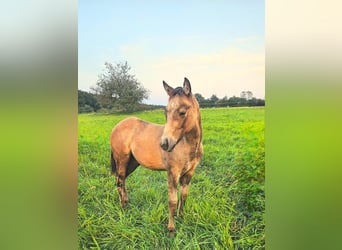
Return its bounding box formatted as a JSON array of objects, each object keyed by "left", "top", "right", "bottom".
[{"left": 160, "top": 137, "right": 177, "bottom": 152}]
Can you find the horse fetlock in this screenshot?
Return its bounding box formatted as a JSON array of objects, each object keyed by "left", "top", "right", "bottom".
[{"left": 167, "top": 221, "right": 176, "bottom": 234}]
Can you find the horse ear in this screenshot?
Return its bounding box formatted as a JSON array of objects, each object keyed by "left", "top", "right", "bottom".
[
  {"left": 183, "top": 77, "right": 191, "bottom": 96},
  {"left": 163, "top": 81, "right": 174, "bottom": 96}
]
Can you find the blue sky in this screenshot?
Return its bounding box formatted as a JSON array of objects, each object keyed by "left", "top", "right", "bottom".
[{"left": 79, "top": 1, "right": 264, "bottom": 104}]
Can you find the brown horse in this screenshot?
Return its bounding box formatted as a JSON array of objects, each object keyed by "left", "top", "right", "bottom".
[{"left": 110, "top": 77, "right": 203, "bottom": 234}]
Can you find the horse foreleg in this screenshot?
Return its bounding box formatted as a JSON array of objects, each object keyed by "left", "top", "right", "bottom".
[
  {"left": 178, "top": 169, "right": 195, "bottom": 217},
  {"left": 167, "top": 171, "right": 180, "bottom": 234}
]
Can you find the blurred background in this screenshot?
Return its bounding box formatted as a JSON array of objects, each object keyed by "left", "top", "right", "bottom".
[{"left": 0, "top": 0, "right": 341, "bottom": 249}]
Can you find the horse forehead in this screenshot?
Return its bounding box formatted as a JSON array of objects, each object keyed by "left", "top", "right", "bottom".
[
  {"left": 168, "top": 96, "right": 191, "bottom": 109},
  {"left": 168, "top": 99, "right": 178, "bottom": 109}
]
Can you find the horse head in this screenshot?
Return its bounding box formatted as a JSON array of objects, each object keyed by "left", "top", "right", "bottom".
[{"left": 160, "top": 77, "right": 201, "bottom": 152}]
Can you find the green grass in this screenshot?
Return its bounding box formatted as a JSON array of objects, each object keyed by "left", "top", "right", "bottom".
[{"left": 78, "top": 107, "right": 264, "bottom": 249}]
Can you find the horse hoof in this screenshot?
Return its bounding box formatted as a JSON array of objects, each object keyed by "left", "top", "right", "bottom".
[
  {"left": 120, "top": 200, "right": 128, "bottom": 208},
  {"left": 168, "top": 227, "right": 176, "bottom": 237}
]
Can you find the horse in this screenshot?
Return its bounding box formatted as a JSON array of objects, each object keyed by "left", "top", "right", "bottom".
[{"left": 110, "top": 77, "right": 203, "bottom": 234}]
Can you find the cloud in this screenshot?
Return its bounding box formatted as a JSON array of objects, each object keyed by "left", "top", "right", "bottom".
[
  {"left": 119, "top": 44, "right": 264, "bottom": 104},
  {"left": 77, "top": 39, "right": 264, "bottom": 104}
]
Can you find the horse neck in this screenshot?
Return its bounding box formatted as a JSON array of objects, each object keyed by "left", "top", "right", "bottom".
[{"left": 185, "top": 99, "right": 202, "bottom": 145}]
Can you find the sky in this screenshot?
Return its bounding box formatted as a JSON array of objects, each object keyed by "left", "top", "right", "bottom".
[{"left": 79, "top": 1, "right": 264, "bottom": 105}]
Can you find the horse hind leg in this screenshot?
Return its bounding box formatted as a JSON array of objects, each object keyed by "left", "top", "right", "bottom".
[
  {"left": 112, "top": 152, "right": 139, "bottom": 208},
  {"left": 110, "top": 150, "right": 117, "bottom": 175},
  {"left": 114, "top": 154, "right": 130, "bottom": 208}
]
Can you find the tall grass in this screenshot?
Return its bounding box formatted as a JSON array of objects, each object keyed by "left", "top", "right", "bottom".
[{"left": 78, "top": 107, "right": 264, "bottom": 249}]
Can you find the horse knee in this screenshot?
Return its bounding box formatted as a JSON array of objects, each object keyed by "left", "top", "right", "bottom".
[{"left": 168, "top": 200, "right": 177, "bottom": 210}]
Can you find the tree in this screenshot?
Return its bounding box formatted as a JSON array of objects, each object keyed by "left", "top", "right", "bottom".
[
  {"left": 240, "top": 91, "right": 253, "bottom": 100},
  {"left": 228, "top": 96, "right": 242, "bottom": 107},
  {"left": 208, "top": 94, "right": 219, "bottom": 107},
  {"left": 194, "top": 93, "right": 206, "bottom": 107},
  {"left": 216, "top": 96, "right": 229, "bottom": 107},
  {"left": 246, "top": 91, "right": 253, "bottom": 100},
  {"left": 91, "top": 61, "right": 149, "bottom": 112},
  {"left": 78, "top": 90, "right": 101, "bottom": 113},
  {"left": 209, "top": 94, "right": 219, "bottom": 103}
]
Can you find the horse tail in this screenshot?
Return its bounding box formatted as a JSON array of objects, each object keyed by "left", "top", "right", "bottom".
[{"left": 110, "top": 150, "right": 117, "bottom": 176}]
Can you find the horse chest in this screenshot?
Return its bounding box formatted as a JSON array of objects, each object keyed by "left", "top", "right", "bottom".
[{"left": 163, "top": 143, "right": 199, "bottom": 169}]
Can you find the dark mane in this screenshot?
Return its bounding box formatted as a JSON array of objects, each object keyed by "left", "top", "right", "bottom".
[{"left": 171, "top": 87, "right": 186, "bottom": 96}]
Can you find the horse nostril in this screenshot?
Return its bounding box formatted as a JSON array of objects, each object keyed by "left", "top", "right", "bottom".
[{"left": 160, "top": 139, "right": 169, "bottom": 151}]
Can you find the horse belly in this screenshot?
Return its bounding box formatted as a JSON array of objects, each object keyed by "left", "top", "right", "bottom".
[{"left": 132, "top": 142, "right": 164, "bottom": 170}]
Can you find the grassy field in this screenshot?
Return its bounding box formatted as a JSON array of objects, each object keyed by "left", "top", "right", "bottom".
[{"left": 78, "top": 107, "right": 264, "bottom": 249}]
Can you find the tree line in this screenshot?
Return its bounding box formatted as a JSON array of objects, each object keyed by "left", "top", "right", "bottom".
[
  {"left": 194, "top": 92, "right": 265, "bottom": 108},
  {"left": 79, "top": 90, "right": 264, "bottom": 113},
  {"left": 78, "top": 61, "right": 264, "bottom": 113}
]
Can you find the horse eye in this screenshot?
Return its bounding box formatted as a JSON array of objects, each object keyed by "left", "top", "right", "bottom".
[{"left": 179, "top": 111, "right": 186, "bottom": 117}]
